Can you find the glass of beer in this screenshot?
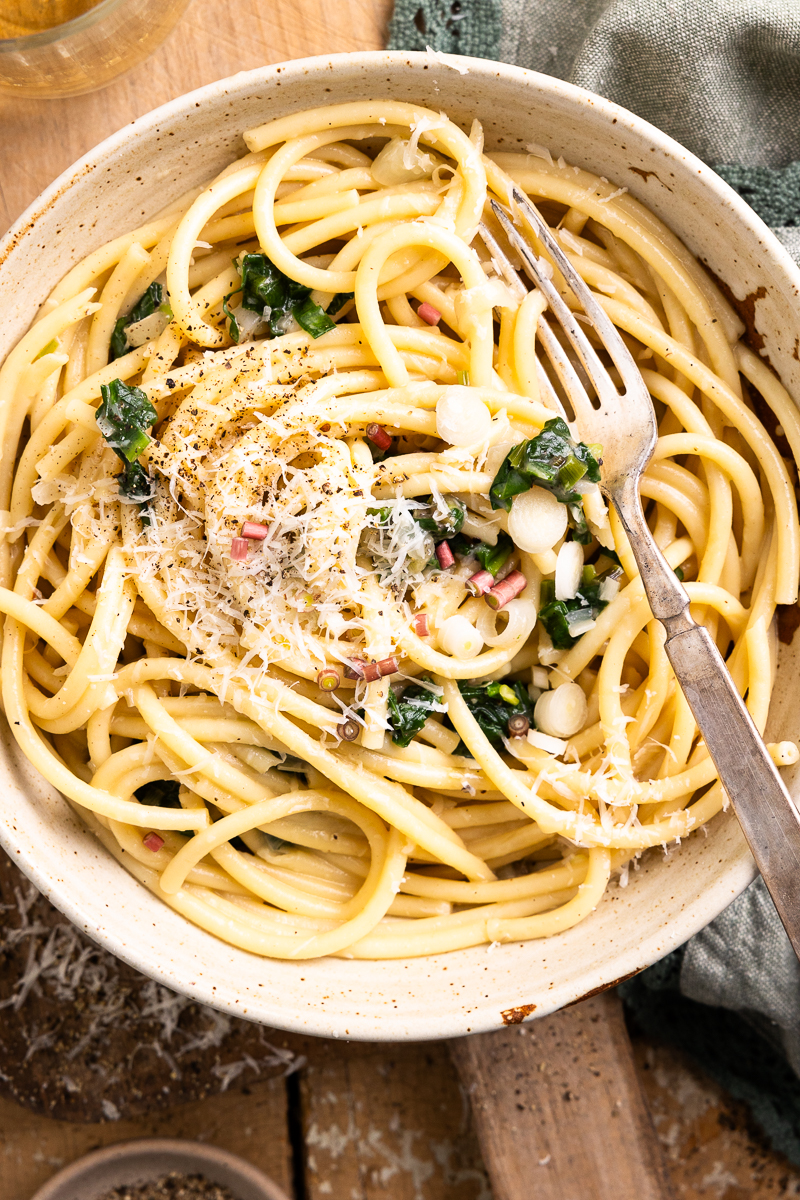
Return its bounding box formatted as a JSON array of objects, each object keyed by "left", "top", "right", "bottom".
[{"left": 0, "top": 0, "right": 193, "bottom": 97}]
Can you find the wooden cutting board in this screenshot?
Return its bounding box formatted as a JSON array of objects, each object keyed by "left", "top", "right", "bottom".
[
  {"left": 450, "top": 998, "right": 675, "bottom": 1199},
  {"left": 0, "top": 0, "right": 395, "bottom": 233}
]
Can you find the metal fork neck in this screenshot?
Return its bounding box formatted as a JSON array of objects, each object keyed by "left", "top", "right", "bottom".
[{"left": 608, "top": 478, "right": 692, "bottom": 628}]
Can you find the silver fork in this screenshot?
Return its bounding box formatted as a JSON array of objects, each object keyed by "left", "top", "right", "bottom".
[{"left": 488, "top": 187, "right": 800, "bottom": 959}]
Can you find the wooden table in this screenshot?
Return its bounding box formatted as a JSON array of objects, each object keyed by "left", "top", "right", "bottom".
[
  {"left": 3, "top": 4, "right": 800, "bottom": 1198},
  {"left": 4, "top": 1004, "right": 800, "bottom": 1200},
  {"left": 0, "top": 0, "right": 394, "bottom": 231}
]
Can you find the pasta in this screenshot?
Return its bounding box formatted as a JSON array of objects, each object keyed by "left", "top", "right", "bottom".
[{"left": 2, "top": 98, "right": 799, "bottom": 962}]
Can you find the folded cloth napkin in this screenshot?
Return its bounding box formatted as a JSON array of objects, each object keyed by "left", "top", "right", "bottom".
[
  {"left": 389, "top": 0, "right": 800, "bottom": 1162},
  {"left": 390, "top": 0, "right": 800, "bottom": 252}
]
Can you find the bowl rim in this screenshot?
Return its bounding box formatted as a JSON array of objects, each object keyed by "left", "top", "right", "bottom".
[
  {"left": 28, "top": 1137, "right": 289, "bottom": 1200},
  {"left": 6, "top": 49, "right": 800, "bottom": 287},
  {"left": 1, "top": 48, "right": 795, "bottom": 1040}
]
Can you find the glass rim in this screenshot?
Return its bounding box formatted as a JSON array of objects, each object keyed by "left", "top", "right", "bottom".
[{"left": 0, "top": 0, "right": 129, "bottom": 51}]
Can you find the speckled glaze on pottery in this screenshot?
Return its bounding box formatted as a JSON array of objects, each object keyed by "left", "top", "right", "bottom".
[
  {"left": 1, "top": 52, "right": 799, "bottom": 1041},
  {"left": 29, "top": 1138, "right": 289, "bottom": 1200}
]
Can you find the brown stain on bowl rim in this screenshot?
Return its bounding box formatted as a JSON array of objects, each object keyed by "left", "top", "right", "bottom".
[
  {"left": 707, "top": 269, "right": 768, "bottom": 354},
  {"left": 703, "top": 263, "right": 800, "bottom": 653},
  {"left": 778, "top": 603, "right": 800, "bottom": 645},
  {"left": 629, "top": 165, "right": 672, "bottom": 191},
  {"left": 563, "top": 966, "right": 643, "bottom": 1007},
  {"left": 500, "top": 1001, "right": 537, "bottom": 1025}
]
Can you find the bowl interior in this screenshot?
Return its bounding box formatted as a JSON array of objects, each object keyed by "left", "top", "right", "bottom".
[{"left": 2, "top": 51, "right": 798, "bottom": 1040}]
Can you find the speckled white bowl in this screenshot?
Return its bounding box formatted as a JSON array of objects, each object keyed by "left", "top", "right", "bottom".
[
  {"left": 29, "top": 1138, "right": 289, "bottom": 1200},
  {"left": 2, "top": 51, "right": 799, "bottom": 1041}
]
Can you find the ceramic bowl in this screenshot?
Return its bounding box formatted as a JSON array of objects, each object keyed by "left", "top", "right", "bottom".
[
  {"left": 29, "top": 1138, "right": 289, "bottom": 1200},
  {"left": 1, "top": 51, "right": 798, "bottom": 1040}
]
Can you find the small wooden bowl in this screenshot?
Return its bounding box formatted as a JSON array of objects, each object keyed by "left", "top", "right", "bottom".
[{"left": 29, "top": 1138, "right": 289, "bottom": 1200}]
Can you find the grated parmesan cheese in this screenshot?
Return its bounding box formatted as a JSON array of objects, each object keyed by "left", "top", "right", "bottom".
[{"left": 424, "top": 45, "right": 470, "bottom": 74}]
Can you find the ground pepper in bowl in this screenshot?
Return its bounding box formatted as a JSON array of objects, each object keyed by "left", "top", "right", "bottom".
[{"left": 99, "top": 1173, "right": 239, "bottom": 1200}]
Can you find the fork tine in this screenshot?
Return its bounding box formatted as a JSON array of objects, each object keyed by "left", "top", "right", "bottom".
[
  {"left": 535, "top": 357, "right": 571, "bottom": 423},
  {"left": 477, "top": 221, "right": 529, "bottom": 304},
  {"left": 504, "top": 189, "right": 645, "bottom": 399},
  {"left": 489, "top": 199, "right": 619, "bottom": 408},
  {"left": 535, "top": 316, "right": 596, "bottom": 427},
  {"left": 478, "top": 219, "right": 578, "bottom": 424}
]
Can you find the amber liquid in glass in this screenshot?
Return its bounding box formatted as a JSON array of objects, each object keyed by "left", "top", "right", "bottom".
[
  {"left": 0, "top": 0, "right": 101, "bottom": 38},
  {"left": 0, "top": 0, "right": 190, "bottom": 96}
]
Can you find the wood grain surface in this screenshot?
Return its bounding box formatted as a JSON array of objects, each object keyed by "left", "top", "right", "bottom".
[
  {"left": 450, "top": 993, "right": 675, "bottom": 1200},
  {"left": 296, "top": 1039, "right": 490, "bottom": 1200},
  {"left": 0, "top": 0, "right": 395, "bottom": 234},
  {"left": 0, "top": 1078, "right": 295, "bottom": 1200}
]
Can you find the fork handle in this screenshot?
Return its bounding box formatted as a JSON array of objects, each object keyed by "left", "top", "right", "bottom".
[{"left": 612, "top": 480, "right": 800, "bottom": 957}]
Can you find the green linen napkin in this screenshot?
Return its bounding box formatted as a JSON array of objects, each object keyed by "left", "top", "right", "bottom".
[
  {"left": 389, "top": 0, "right": 800, "bottom": 250},
  {"left": 389, "top": 0, "right": 800, "bottom": 1162}
]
